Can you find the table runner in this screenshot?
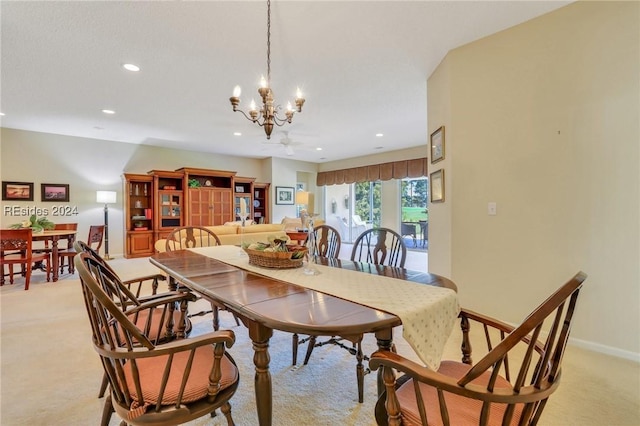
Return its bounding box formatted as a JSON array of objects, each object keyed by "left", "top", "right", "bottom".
[{"left": 190, "top": 246, "right": 460, "bottom": 370}]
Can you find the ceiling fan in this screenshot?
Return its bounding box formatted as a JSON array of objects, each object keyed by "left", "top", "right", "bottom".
[{"left": 262, "top": 131, "right": 304, "bottom": 156}]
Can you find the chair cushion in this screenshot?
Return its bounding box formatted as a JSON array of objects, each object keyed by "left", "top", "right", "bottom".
[
  {"left": 124, "top": 345, "right": 238, "bottom": 419},
  {"left": 396, "top": 361, "right": 524, "bottom": 426},
  {"left": 124, "top": 308, "right": 188, "bottom": 343}
]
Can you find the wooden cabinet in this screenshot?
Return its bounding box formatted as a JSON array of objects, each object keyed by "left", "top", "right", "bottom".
[
  {"left": 124, "top": 167, "right": 270, "bottom": 255},
  {"left": 253, "top": 183, "right": 270, "bottom": 223},
  {"left": 123, "top": 173, "right": 154, "bottom": 258},
  {"left": 233, "top": 177, "right": 255, "bottom": 222},
  {"left": 149, "top": 170, "right": 184, "bottom": 242},
  {"left": 179, "top": 168, "right": 235, "bottom": 226},
  {"left": 188, "top": 187, "right": 233, "bottom": 226}
]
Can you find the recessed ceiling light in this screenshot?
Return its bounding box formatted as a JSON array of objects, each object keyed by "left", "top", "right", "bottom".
[
  {"left": 102, "top": 109, "right": 115, "bottom": 114},
  {"left": 316, "top": 147, "right": 322, "bottom": 151},
  {"left": 123, "top": 63, "right": 140, "bottom": 72},
  {"left": 0, "top": 112, "right": 5, "bottom": 116},
  {"left": 374, "top": 146, "right": 384, "bottom": 150},
  {"left": 376, "top": 133, "right": 384, "bottom": 137},
  {"left": 233, "top": 132, "right": 242, "bottom": 136}
]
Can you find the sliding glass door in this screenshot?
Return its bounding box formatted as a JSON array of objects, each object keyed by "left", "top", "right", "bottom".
[{"left": 323, "top": 181, "right": 381, "bottom": 243}]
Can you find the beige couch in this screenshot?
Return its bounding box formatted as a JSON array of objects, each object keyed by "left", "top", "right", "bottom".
[
  {"left": 153, "top": 217, "right": 326, "bottom": 252},
  {"left": 154, "top": 223, "right": 288, "bottom": 253}
]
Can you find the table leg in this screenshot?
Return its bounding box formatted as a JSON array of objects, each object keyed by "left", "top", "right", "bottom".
[
  {"left": 51, "top": 237, "right": 59, "bottom": 282},
  {"left": 247, "top": 321, "right": 274, "bottom": 426},
  {"left": 375, "top": 327, "right": 394, "bottom": 398}
]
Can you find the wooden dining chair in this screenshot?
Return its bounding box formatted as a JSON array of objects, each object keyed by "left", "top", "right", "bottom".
[
  {"left": 58, "top": 224, "right": 104, "bottom": 274},
  {"left": 291, "top": 224, "right": 342, "bottom": 366},
  {"left": 73, "top": 239, "right": 183, "bottom": 398},
  {"left": 0, "top": 228, "right": 51, "bottom": 290},
  {"left": 165, "top": 226, "right": 240, "bottom": 331},
  {"left": 369, "top": 271, "right": 587, "bottom": 426},
  {"left": 351, "top": 227, "right": 407, "bottom": 268},
  {"left": 293, "top": 227, "right": 408, "bottom": 403},
  {"left": 305, "top": 224, "right": 342, "bottom": 258},
  {"left": 75, "top": 251, "right": 239, "bottom": 426}
]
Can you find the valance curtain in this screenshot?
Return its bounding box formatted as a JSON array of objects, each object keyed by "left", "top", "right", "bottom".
[{"left": 316, "top": 157, "right": 428, "bottom": 186}]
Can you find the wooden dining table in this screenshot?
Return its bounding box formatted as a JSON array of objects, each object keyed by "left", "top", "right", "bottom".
[
  {"left": 32, "top": 229, "right": 77, "bottom": 282},
  {"left": 150, "top": 247, "right": 458, "bottom": 426}
]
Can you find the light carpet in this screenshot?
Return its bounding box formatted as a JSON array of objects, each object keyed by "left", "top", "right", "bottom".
[{"left": 1, "top": 259, "right": 639, "bottom": 425}]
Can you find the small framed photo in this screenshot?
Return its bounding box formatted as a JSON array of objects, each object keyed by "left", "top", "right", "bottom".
[
  {"left": 430, "top": 126, "right": 445, "bottom": 164},
  {"left": 430, "top": 169, "right": 445, "bottom": 203},
  {"left": 41, "top": 183, "right": 70, "bottom": 202},
  {"left": 2, "top": 181, "right": 34, "bottom": 201},
  {"left": 235, "top": 186, "right": 244, "bottom": 193},
  {"left": 275, "top": 186, "right": 295, "bottom": 205}
]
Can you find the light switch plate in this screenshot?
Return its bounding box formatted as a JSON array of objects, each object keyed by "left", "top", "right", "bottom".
[{"left": 488, "top": 202, "right": 497, "bottom": 216}]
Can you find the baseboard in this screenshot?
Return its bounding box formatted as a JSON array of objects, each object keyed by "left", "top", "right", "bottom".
[{"left": 569, "top": 336, "right": 640, "bottom": 363}]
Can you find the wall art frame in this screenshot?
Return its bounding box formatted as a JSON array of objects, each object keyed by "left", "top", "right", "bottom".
[
  {"left": 430, "top": 169, "right": 445, "bottom": 203},
  {"left": 41, "top": 183, "right": 70, "bottom": 202},
  {"left": 2, "top": 181, "right": 34, "bottom": 201},
  {"left": 275, "top": 186, "right": 295, "bottom": 205},
  {"left": 430, "top": 126, "right": 445, "bottom": 164}
]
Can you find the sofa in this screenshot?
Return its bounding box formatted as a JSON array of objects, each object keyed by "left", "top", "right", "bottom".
[
  {"left": 154, "top": 217, "right": 325, "bottom": 252},
  {"left": 154, "top": 223, "right": 288, "bottom": 253}
]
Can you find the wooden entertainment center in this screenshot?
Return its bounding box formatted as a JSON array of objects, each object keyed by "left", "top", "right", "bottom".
[{"left": 123, "top": 168, "right": 270, "bottom": 258}]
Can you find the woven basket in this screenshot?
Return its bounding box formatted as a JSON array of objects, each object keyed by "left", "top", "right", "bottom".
[{"left": 244, "top": 245, "right": 308, "bottom": 269}]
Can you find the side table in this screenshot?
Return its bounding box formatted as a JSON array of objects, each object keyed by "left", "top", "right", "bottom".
[{"left": 286, "top": 231, "right": 309, "bottom": 245}]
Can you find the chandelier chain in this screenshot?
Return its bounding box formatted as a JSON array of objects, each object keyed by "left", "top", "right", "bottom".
[{"left": 266, "top": 0, "right": 271, "bottom": 86}]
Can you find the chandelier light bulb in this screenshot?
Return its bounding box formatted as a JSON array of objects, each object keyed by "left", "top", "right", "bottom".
[
  {"left": 260, "top": 76, "right": 268, "bottom": 88},
  {"left": 296, "top": 87, "right": 303, "bottom": 99},
  {"left": 233, "top": 85, "right": 242, "bottom": 97},
  {"left": 286, "top": 102, "right": 293, "bottom": 112},
  {"left": 249, "top": 99, "right": 257, "bottom": 112}
]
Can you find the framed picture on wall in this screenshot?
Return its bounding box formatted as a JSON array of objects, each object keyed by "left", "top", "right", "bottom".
[
  {"left": 430, "top": 126, "right": 445, "bottom": 164},
  {"left": 41, "top": 183, "right": 70, "bottom": 202},
  {"left": 275, "top": 186, "right": 295, "bottom": 205},
  {"left": 430, "top": 169, "right": 445, "bottom": 203},
  {"left": 2, "top": 181, "right": 34, "bottom": 201}
]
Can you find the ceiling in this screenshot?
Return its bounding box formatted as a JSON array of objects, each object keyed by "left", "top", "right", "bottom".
[{"left": 1, "top": 1, "right": 571, "bottom": 164}]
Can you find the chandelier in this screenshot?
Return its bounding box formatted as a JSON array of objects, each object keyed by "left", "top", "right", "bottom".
[{"left": 229, "top": 0, "right": 305, "bottom": 139}]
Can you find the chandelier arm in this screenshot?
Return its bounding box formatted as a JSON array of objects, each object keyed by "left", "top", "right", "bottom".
[
  {"left": 272, "top": 114, "right": 293, "bottom": 126},
  {"left": 233, "top": 108, "right": 260, "bottom": 123}
]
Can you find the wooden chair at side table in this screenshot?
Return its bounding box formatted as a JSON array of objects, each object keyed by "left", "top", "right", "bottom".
[
  {"left": 75, "top": 252, "right": 239, "bottom": 426},
  {"left": 58, "top": 224, "right": 104, "bottom": 274},
  {"left": 0, "top": 228, "right": 51, "bottom": 290},
  {"left": 291, "top": 224, "right": 342, "bottom": 365},
  {"left": 165, "top": 226, "right": 241, "bottom": 331},
  {"left": 351, "top": 227, "right": 407, "bottom": 268},
  {"left": 369, "top": 272, "right": 587, "bottom": 426}
]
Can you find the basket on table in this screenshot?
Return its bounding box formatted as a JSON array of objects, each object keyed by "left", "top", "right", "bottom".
[{"left": 243, "top": 245, "right": 308, "bottom": 269}]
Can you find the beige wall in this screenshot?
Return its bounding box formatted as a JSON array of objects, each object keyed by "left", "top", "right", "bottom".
[
  {"left": 0, "top": 128, "right": 301, "bottom": 256},
  {"left": 428, "top": 1, "right": 639, "bottom": 359}
]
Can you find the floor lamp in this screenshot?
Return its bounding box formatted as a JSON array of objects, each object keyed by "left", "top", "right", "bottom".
[
  {"left": 96, "top": 190, "right": 116, "bottom": 260},
  {"left": 295, "top": 191, "right": 315, "bottom": 231}
]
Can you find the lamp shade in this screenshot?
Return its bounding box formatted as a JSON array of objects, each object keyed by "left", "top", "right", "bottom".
[
  {"left": 96, "top": 190, "right": 117, "bottom": 204},
  {"left": 295, "top": 191, "right": 314, "bottom": 213},
  {"left": 295, "top": 191, "right": 309, "bottom": 205}
]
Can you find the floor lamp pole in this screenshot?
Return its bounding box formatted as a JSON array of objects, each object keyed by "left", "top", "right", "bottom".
[
  {"left": 103, "top": 203, "right": 111, "bottom": 260},
  {"left": 96, "top": 190, "right": 116, "bottom": 260}
]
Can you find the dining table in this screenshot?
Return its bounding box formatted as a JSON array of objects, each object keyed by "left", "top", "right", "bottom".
[
  {"left": 32, "top": 229, "right": 77, "bottom": 282},
  {"left": 150, "top": 246, "right": 459, "bottom": 426}
]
